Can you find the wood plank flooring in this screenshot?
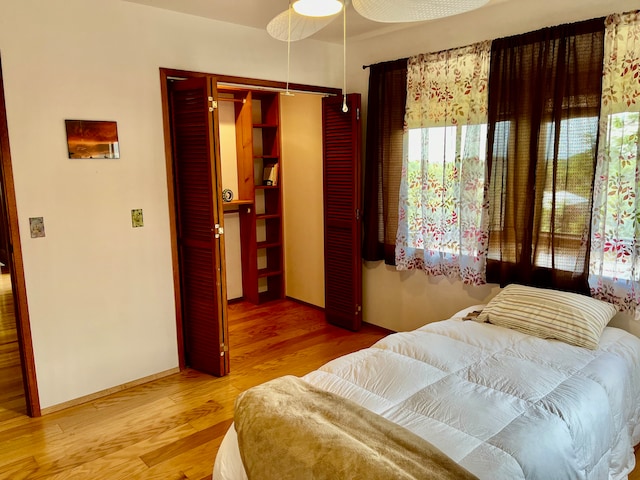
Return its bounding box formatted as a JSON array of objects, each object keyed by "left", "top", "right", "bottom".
[
  {"left": 0, "top": 299, "right": 390, "bottom": 479},
  {"left": 0, "top": 298, "right": 638, "bottom": 479},
  {"left": 0, "top": 272, "right": 26, "bottom": 422}
]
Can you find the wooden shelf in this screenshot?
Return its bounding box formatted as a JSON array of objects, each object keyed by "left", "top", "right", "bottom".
[
  {"left": 257, "top": 241, "right": 281, "bottom": 249},
  {"left": 222, "top": 199, "right": 253, "bottom": 212},
  {"left": 258, "top": 268, "right": 283, "bottom": 278},
  {"left": 255, "top": 213, "right": 280, "bottom": 220}
]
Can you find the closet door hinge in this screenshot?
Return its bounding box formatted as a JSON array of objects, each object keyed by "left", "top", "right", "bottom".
[
  {"left": 213, "top": 224, "right": 224, "bottom": 238},
  {"left": 220, "top": 343, "right": 228, "bottom": 357},
  {"left": 208, "top": 96, "right": 218, "bottom": 112},
  {"left": 356, "top": 107, "right": 360, "bottom": 120}
]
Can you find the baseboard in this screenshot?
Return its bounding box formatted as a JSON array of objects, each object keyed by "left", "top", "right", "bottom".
[
  {"left": 285, "top": 296, "right": 325, "bottom": 311},
  {"left": 284, "top": 297, "right": 394, "bottom": 334},
  {"left": 40, "top": 367, "right": 180, "bottom": 416}
]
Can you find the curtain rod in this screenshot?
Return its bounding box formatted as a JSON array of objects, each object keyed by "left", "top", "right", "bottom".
[{"left": 363, "top": 57, "right": 409, "bottom": 71}]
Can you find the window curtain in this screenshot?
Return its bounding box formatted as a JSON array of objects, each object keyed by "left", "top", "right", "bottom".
[
  {"left": 589, "top": 11, "right": 640, "bottom": 315},
  {"left": 395, "top": 42, "right": 491, "bottom": 285},
  {"left": 486, "top": 19, "right": 605, "bottom": 294},
  {"left": 362, "top": 58, "right": 407, "bottom": 265}
]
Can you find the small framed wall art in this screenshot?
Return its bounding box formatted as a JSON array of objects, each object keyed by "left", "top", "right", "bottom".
[{"left": 65, "top": 119, "right": 120, "bottom": 159}]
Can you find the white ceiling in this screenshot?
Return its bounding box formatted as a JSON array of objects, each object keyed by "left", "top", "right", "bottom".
[
  {"left": 122, "top": 0, "right": 506, "bottom": 44},
  {"left": 122, "top": 0, "right": 639, "bottom": 45}
]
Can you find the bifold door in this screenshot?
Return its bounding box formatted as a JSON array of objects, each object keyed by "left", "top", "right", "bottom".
[
  {"left": 322, "top": 93, "right": 362, "bottom": 331},
  {"left": 168, "top": 77, "right": 229, "bottom": 376}
]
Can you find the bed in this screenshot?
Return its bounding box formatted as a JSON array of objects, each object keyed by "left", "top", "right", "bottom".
[{"left": 213, "top": 285, "right": 640, "bottom": 480}]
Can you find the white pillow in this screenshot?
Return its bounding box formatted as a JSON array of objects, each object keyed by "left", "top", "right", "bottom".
[{"left": 477, "top": 284, "right": 617, "bottom": 349}]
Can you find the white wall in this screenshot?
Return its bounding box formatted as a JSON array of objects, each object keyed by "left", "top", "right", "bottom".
[
  {"left": 281, "top": 93, "right": 325, "bottom": 307},
  {"left": 347, "top": 0, "right": 640, "bottom": 334},
  {"left": 0, "top": 0, "right": 341, "bottom": 408},
  {"left": 219, "top": 99, "right": 243, "bottom": 301}
]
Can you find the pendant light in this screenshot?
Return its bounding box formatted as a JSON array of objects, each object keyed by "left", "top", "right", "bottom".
[{"left": 292, "top": 0, "right": 343, "bottom": 17}]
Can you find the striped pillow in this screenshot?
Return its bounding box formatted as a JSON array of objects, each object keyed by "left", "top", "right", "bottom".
[{"left": 477, "top": 284, "right": 617, "bottom": 349}]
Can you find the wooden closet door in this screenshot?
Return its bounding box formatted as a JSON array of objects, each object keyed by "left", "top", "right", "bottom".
[
  {"left": 169, "top": 77, "right": 228, "bottom": 376},
  {"left": 322, "top": 94, "right": 362, "bottom": 331}
]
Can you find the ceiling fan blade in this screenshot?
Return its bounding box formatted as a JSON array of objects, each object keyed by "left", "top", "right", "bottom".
[
  {"left": 352, "top": 0, "right": 489, "bottom": 23},
  {"left": 267, "top": 8, "right": 338, "bottom": 41}
]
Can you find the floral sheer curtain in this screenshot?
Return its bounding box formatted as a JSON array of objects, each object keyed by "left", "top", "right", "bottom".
[
  {"left": 395, "top": 42, "right": 491, "bottom": 285},
  {"left": 589, "top": 11, "right": 640, "bottom": 315}
]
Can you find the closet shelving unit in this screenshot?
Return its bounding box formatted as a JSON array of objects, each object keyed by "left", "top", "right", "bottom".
[{"left": 219, "top": 87, "right": 284, "bottom": 304}]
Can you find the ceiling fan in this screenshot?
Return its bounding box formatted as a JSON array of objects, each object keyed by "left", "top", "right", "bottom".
[{"left": 267, "top": 0, "right": 490, "bottom": 41}]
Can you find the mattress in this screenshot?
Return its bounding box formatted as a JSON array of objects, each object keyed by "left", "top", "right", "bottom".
[{"left": 213, "top": 306, "right": 640, "bottom": 480}]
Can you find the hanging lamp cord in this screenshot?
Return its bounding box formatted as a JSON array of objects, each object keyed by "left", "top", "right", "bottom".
[
  {"left": 286, "top": 1, "right": 292, "bottom": 95},
  {"left": 342, "top": 1, "right": 348, "bottom": 112}
]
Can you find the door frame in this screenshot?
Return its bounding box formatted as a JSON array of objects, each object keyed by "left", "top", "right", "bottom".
[
  {"left": 159, "top": 68, "right": 340, "bottom": 370},
  {"left": 0, "top": 57, "right": 40, "bottom": 416}
]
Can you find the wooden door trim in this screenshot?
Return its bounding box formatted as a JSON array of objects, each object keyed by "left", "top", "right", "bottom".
[
  {"left": 160, "top": 68, "right": 342, "bottom": 97},
  {"left": 159, "top": 69, "right": 185, "bottom": 369},
  {"left": 0, "top": 57, "right": 40, "bottom": 416}
]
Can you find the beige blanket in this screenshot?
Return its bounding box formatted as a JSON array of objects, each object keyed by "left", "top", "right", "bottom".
[{"left": 234, "top": 375, "right": 479, "bottom": 480}]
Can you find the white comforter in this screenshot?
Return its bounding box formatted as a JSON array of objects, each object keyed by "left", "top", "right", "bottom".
[{"left": 213, "top": 307, "right": 640, "bottom": 480}]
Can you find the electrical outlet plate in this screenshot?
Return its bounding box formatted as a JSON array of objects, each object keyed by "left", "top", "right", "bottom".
[{"left": 131, "top": 209, "right": 144, "bottom": 228}]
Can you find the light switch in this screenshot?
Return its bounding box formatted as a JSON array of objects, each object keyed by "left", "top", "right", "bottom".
[
  {"left": 131, "top": 209, "right": 144, "bottom": 228},
  {"left": 29, "top": 217, "right": 45, "bottom": 238}
]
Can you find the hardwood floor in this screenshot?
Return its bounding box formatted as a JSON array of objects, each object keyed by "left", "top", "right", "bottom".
[
  {"left": 0, "top": 272, "right": 26, "bottom": 422},
  {"left": 0, "top": 298, "right": 638, "bottom": 479},
  {"left": 0, "top": 299, "right": 390, "bottom": 479}
]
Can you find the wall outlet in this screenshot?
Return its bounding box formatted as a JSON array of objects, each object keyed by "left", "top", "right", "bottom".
[{"left": 131, "top": 209, "right": 144, "bottom": 228}]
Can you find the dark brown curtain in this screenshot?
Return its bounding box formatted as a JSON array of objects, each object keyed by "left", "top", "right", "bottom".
[
  {"left": 362, "top": 58, "right": 407, "bottom": 264},
  {"left": 486, "top": 18, "right": 605, "bottom": 294}
]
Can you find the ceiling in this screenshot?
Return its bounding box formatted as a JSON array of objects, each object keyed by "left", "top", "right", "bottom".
[{"left": 122, "top": 0, "right": 505, "bottom": 44}]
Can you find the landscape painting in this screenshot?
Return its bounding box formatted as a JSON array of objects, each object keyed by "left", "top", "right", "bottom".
[{"left": 65, "top": 120, "right": 120, "bottom": 159}]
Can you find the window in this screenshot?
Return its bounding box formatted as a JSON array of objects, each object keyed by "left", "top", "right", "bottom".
[
  {"left": 396, "top": 42, "right": 491, "bottom": 285},
  {"left": 590, "top": 112, "right": 640, "bottom": 303},
  {"left": 589, "top": 11, "right": 640, "bottom": 314},
  {"left": 532, "top": 115, "right": 599, "bottom": 271},
  {"left": 485, "top": 19, "right": 604, "bottom": 293},
  {"left": 404, "top": 124, "right": 487, "bottom": 254}
]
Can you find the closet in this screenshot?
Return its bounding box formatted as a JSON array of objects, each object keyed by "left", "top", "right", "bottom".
[{"left": 161, "top": 68, "right": 361, "bottom": 377}]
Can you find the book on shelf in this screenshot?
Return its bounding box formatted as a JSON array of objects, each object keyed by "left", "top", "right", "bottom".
[{"left": 263, "top": 163, "right": 279, "bottom": 186}]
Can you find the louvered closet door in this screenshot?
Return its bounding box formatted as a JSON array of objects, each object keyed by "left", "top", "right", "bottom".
[
  {"left": 169, "top": 77, "right": 228, "bottom": 376},
  {"left": 322, "top": 94, "right": 362, "bottom": 331}
]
